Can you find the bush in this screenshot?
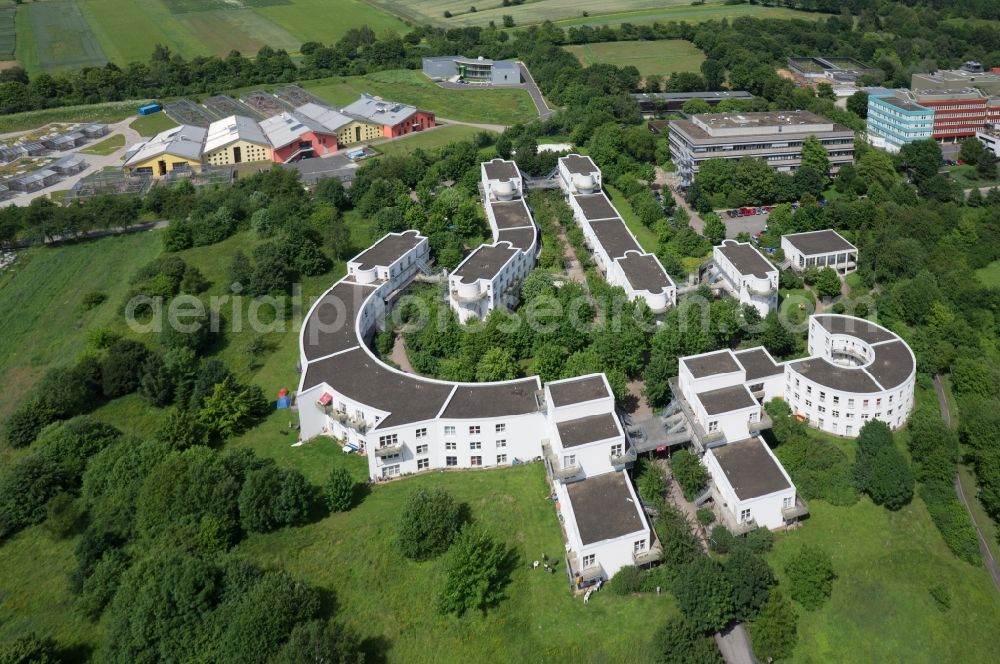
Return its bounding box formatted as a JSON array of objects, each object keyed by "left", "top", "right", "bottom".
[
  {"left": 785, "top": 545, "right": 835, "bottom": 610},
  {"left": 437, "top": 525, "right": 511, "bottom": 616},
  {"left": 82, "top": 290, "right": 107, "bottom": 310},
  {"left": 696, "top": 508, "right": 715, "bottom": 526},
  {"left": 750, "top": 589, "right": 798, "bottom": 662},
  {"left": 920, "top": 482, "right": 980, "bottom": 565},
  {"left": 322, "top": 467, "right": 356, "bottom": 513},
  {"left": 651, "top": 616, "right": 723, "bottom": 664},
  {"left": 637, "top": 461, "right": 668, "bottom": 506},
  {"left": 655, "top": 504, "right": 703, "bottom": 577},
  {"left": 742, "top": 527, "right": 775, "bottom": 554},
  {"left": 78, "top": 549, "right": 130, "bottom": 621},
  {"left": 45, "top": 493, "right": 83, "bottom": 538},
  {"left": 397, "top": 487, "right": 461, "bottom": 561},
  {"left": 725, "top": 548, "right": 775, "bottom": 620},
  {"left": 0, "top": 454, "right": 69, "bottom": 541},
  {"left": 606, "top": 565, "right": 644, "bottom": 595},
  {"left": 853, "top": 420, "right": 914, "bottom": 510},
  {"left": 101, "top": 339, "right": 150, "bottom": 398},
  {"left": 0, "top": 632, "right": 61, "bottom": 664},
  {"left": 272, "top": 619, "right": 362, "bottom": 664},
  {"left": 239, "top": 465, "right": 313, "bottom": 533},
  {"left": 709, "top": 524, "right": 734, "bottom": 554},
  {"left": 671, "top": 449, "right": 708, "bottom": 501},
  {"left": 671, "top": 556, "right": 735, "bottom": 633},
  {"left": 929, "top": 583, "right": 952, "bottom": 612}
]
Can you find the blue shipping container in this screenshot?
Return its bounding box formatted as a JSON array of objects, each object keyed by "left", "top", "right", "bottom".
[{"left": 138, "top": 103, "right": 162, "bottom": 116}]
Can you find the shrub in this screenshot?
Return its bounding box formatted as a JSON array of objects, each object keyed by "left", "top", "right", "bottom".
[
  {"left": 853, "top": 420, "right": 914, "bottom": 510},
  {"left": 672, "top": 556, "right": 735, "bottom": 633},
  {"left": 750, "top": 589, "right": 798, "bottom": 662},
  {"left": 101, "top": 339, "right": 150, "bottom": 398},
  {"left": 637, "top": 461, "right": 668, "bottom": 506},
  {"left": 651, "top": 616, "right": 723, "bottom": 664},
  {"left": 725, "top": 548, "right": 775, "bottom": 620},
  {"left": 742, "top": 527, "right": 775, "bottom": 554},
  {"left": 45, "top": 493, "right": 83, "bottom": 538},
  {"left": 78, "top": 549, "right": 130, "bottom": 621},
  {"left": 239, "top": 466, "right": 313, "bottom": 533},
  {"left": 397, "top": 487, "right": 461, "bottom": 561},
  {"left": 82, "top": 290, "right": 107, "bottom": 310},
  {"left": 272, "top": 619, "right": 362, "bottom": 664},
  {"left": 697, "top": 508, "right": 715, "bottom": 526},
  {"left": 323, "top": 467, "right": 356, "bottom": 513},
  {"left": 709, "top": 524, "right": 734, "bottom": 554},
  {"left": 0, "top": 454, "right": 68, "bottom": 541},
  {"left": 785, "top": 545, "right": 835, "bottom": 610},
  {"left": 671, "top": 449, "right": 708, "bottom": 501},
  {"left": 655, "top": 504, "right": 703, "bottom": 577},
  {"left": 437, "top": 525, "right": 511, "bottom": 616},
  {"left": 607, "top": 565, "right": 644, "bottom": 595},
  {"left": 929, "top": 583, "right": 952, "bottom": 612},
  {"left": 0, "top": 632, "right": 61, "bottom": 664},
  {"left": 920, "top": 482, "right": 980, "bottom": 565}
]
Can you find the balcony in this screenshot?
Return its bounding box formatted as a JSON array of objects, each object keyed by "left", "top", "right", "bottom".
[
  {"left": 542, "top": 441, "right": 583, "bottom": 482},
  {"left": 450, "top": 288, "right": 486, "bottom": 303},
  {"left": 782, "top": 495, "right": 810, "bottom": 520},
  {"left": 333, "top": 411, "right": 368, "bottom": 433},
  {"left": 633, "top": 543, "right": 662, "bottom": 566},
  {"left": 610, "top": 447, "right": 637, "bottom": 467},
  {"left": 747, "top": 410, "right": 773, "bottom": 433},
  {"left": 576, "top": 563, "right": 606, "bottom": 584},
  {"left": 374, "top": 442, "right": 404, "bottom": 457}
]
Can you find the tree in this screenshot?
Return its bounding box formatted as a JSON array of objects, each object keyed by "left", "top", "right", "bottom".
[
  {"left": 750, "top": 589, "right": 798, "bottom": 662},
  {"left": 0, "top": 632, "right": 61, "bottom": 664},
  {"left": 437, "top": 525, "right": 511, "bottom": 616},
  {"left": 323, "top": 467, "right": 356, "bottom": 513},
  {"left": 156, "top": 408, "right": 208, "bottom": 450},
  {"left": 671, "top": 449, "right": 708, "bottom": 501},
  {"left": 703, "top": 213, "right": 726, "bottom": 245},
  {"left": 898, "top": 139, "right": 942, "bottom": 187},
  {"left": 724, "top": 548, "right": 775, "bottom": 620},
  {"left": 314, "top": 177, "right": 349, "bottom": 210},
  {"left": 785, "top": 545, "right": 835, "bottom": 610},
  {"left": 197, "top": 376, "right": 269, "bottom": 441},
  {"left": 671, "top": 556, "right": 735, "bottom": 633},
  {"left": 700, "top": 59, "right": 725, "bottom": 91},
  {"left": 682, "top": 98, "right": 712, "bottom": 115},
  {"left": 959, "top": 137, "right": 985, "bottom": 164},
  {"left": 976, "top": 150, "right": 997, "bottom": 180},
  {"left": 853, "top": 420, "right": 914, "bottom": 510},
  {"left": 761, "top": 310, "right": 795, "bottom": 358},
  {"left": 813, "top": 267, "right": 842, "bottom": 298},
  {"left": 801, "top": 136, "right": 831, "bottom": 177},
  {"left": 0, "top": 454, "right": 68, "bottom": 541},
  {"left": 239, "top": 465, "right": 313, "bottom": 533},
  {"left": 651, "top": 616, "right": 723, "bottom": 664},
  {"left": 272, "top": 619, "right": 363, "bottom": 664},
  {"left": 474, "top": 347, "right": 519, "bottom": 382},
  {"left": 847, "top": 90, "right": 869, "bottom": 118},
  {"left": 396, "top": 487, "right": 461, "bottom": 561},
  {"left": 101, "top": 339, "right": 150, "bottom": 398},
  {"left": 637, "top": 461, "right": 668, "bottom": 506}
]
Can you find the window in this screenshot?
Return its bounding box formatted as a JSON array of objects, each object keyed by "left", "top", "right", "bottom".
[
  {"left": 848, "top": 398, "right": 855, "bottom": 408},
  {"left": 563, "top": 454, "right": 576, "bottom": 467},
  {"left": 611, "top": 443, "right": 623, "bottom": 457},
  {"left": 444, "top": 426, "right": 456, "bottom": 436},
  {"left": 846, "top": 412, "right": 854, "bottom": 419},
  {"left": 416, "top": 444, "right": 429, "bottom": 455},
  {"left": 633, "top": 539, "right": 647, "bottom": 553},
  {"left": 446, "top": 456, "right": 457, "bottom": 467},
  {"left": 875, "top": 412, "right": 882, "bottom": 419},
  {"left": 819, "top": 391, "right": 826, "bottom": 402},
  {"left": 832, "top": 410, "right": 839, "bottom": 418},
  {"left": 378, "top": 434, "right": 398, "bottom": 448},
  {"left": 582, "top": 554, "right": 596, "bottom": 569},
  {"left": 805, "top": 399, "right": 812, "bottom": 408},
  {"left": 446, "top": 441, "right": 457, "bottom": 450},
  {"left": 495, "top": 423, "right": 506, "bottom": 433},
  {"left": 470, "top": 456, "right": 482, "bottom": 466},
  {"left": 469, "top": 425, "right": 481, "bottom": 435},
  {"left": 382, "top": 465, "right": 400, "bottom": 479},
  {"left": 417, "top": 458, "right": 429, "bottom": 470},
  {"left": 783, "top": 496, "right": 793, "bottom": 508},
  {"left": 846, "top": 425, "right": 853, "bottom": 435},
  {"left": 749, "top": 382, "right": 764, "bottom": 393},
  {"left": 415, "top": 428, "right": 427, "bottom": 439},
  {"left": 876, "top": 398, "right": 882, "bottom": 407},
  {"left": 863, "top": 399, "right": 870, "bottom": 408},
  {"left": 806, "top": 386, "right": 812, "bottom": 395},
  {"left": 496, "top": 439, "right": 507, "bottom": 448},
  {"left": 749, "top": 412, "right": 758, "bottom": 422},
  {"left": 708, "top": 421, "right": 719, "bottom": 432},
  {"left": 470, "top": 441, "right": 482, "bottom": 450},
  {"left": 818, "top": 406, "right": 826, "bottom": 414},
  {"left": 739, "top": 508, "right": 752, "bottom": 523},
  {"left": 497, "top": 454, "right": 507, "bottom": 464}
]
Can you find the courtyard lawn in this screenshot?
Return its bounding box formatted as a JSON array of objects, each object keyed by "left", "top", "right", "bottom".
[
  {"left": 946, "top": 163, "right": 1000, "bottom": 190},
  {"left": 234, "top": 462, "right": 677, "bottom": 663},
  {"left": 302, "top": 70, "right": 537, "bottom": 126},
  {"left": 975, "top": 259, "right": 1000, "bottom": 288},
  {"left": 129, "top": 112, "right": 177, "bottom": 137},
  {"left": 779, "top": 287, "right": 816, "bottom": 327},
  {"left": 564, "top": 39, "right": 705, "bottom": 78},
  {"left": 374, "top": 124, "right": 493, "bottom": 158},
  {"left": 78, "top": 133, "right": 125, "bottom": 155},
  {"left": 605, "top": 185, "right": 659, "bottom": 254}
]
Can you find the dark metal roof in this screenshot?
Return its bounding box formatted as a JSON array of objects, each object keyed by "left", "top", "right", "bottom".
[
  {"left": 788, "top": 356, "right": 880, "bottom": 392},
  {"left": 682, "top": 350, "right": 741, "bottom": 379},
  {"left": 813, "top": 315, "right": 895, "bottom": 344},
  {"left": 548, "top": 375, "right": 609, "bottom": 407},
  {"left": 566, "top": 472, "right": 647, "bottom": 545},
  {"left": 496, "top": 227, "right": 536, "bottom": 251},
  {"left": 617, "top": 252, "right": 673, "bottom": 293},
  {"left": 696, "top": 385, "right": 757, "bottom": 416},
  {"left": 301, "top": 282, "right": 375, "bottom": 361},
  {"left": 574, "top": 193, "right": 618, "bottom": 220},
  {"left": 783, "top": 230, "right": 856, "bottom": 255},
  {"left": 561, "top": 154, "right": 598, "bottom": 175},
  {"left": 717, "top": 240, "right": 775, "bottom": 279},
  {"left": 556, "top": 413, "right": 620, "bottom": 448},
  {"left": 483, "top": 158, "right": 520, "bottom": 182},
  {"left": 589, "top": 218, "right": 641, "bottom": 259},
  {"left": 735, "top": 348, "right": 783, "bottom": 381},
  {"left": 441, "top": 379, "right": 541, "bottom": 419},
  {"left": 866, "top": 341, "right": 915, "bottom": 390},
  {"left": 452, "top": 243, "right": 517, "bottom": 283},
  {"left": 711, "top": 438, "right": 790, "bottom": 500},
  {"left": 490, "top": 199, "right": 534, "bottom": 229},
  {"left": 351, "top": 230, "right": 423, "bottom": 271}
]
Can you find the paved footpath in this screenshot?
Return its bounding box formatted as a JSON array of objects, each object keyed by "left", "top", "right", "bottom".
[{"left": 934, "top": 375, "right": 1000, "bottom": 593}]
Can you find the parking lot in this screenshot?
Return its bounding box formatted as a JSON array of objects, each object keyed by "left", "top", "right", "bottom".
[{"left": 718, "top": 207, "right": 771, "bottom": 239}]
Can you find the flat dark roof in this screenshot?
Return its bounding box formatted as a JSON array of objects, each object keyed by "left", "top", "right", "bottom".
[
  {"left": 490, "top": 199, "right": 534, "bottom": 229},
  {"left": 735, "top": 348, "right": 783, "bottom": 381},
  {"left": 303, "top": 348, "right": 453, "bottom": 429},
  {"left": 617, "top": 252, "right": 673, "bottom": 293},
  {"left": 548, "top": 375, "right": 609, "bottom": 407},
  {"left": 711, "top": 438, "right": 790, "bottom": 500},
  {"left": 717, "top": 240, "right": 775, "bottom": 279},
  {"left": 866, "top": 341, "right": 914, "bottom": 390},
  {"left": 783, "top": 230, "right": 855, "bottom": 256},
  {"left": 561, "top": 154, "right": 598, "bottom": 175},
  {"left": 441, "top": 379, "right": 540, "bottom": 419},
  {"left": 302, "top": 281, "right": 374, "bottom": 361},
  {"left": 788, "top": 357, "right": 880, "bottom": 392},
  {"left": 351, "top": 230, "right": 422, "bottom": 271},
  {"left": 682, "top": 350, "right": 741, "bottom": 379},
  {"left": 452, "top": 243, "right": 517, "bottom": 283},
  {"left": 589, "top": 218, "right": 640, "bottom": 259},
  {"left": 631, "top": 91, "right": 752, "bottom": 101},
  {"left": 496, "top": 226, "right": 536, "bottom": 251},
  {"left": 566, "top": 472, "right": 646, "bottom": 545},
  {"left": 556, "top": 413, "right": 620, "bottom": 448},
  {"left": 813, "top": 316, "right": 896, "bottom": 344},
  {"left": 483, "top": 159, "right": 519, "bottom": 182},
  {"left": 696, "top": 385, "right": 757, "bottom": 416},
  {"left": 574, "top": 193, "right": 618, "bottom": 220}
]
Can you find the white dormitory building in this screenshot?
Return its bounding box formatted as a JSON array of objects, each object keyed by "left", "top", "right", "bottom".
[
  {"left": 557, "top": 155, "right": 677, "bottom": 313},
  {"left": 448, "top": 159, "right": 538, "bottom": 323},
  {"left": 670, "top": 314, "right": 915, "bottom": 532},
  {"left": 781, "top": 229, "right": 858, "bottom": 275},
  {"left": 710, "top": 239, "right": 779, "bottom": 316}
]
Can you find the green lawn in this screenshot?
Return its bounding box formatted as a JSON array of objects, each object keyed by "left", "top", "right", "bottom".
[
  {"left": 945, "top": 163, "right": 1000, "bottom": 190},
  {"left": 779, "top": 287, "right": 816, "bottom": 327},
  {"left": 604, "top": 185, "right": 659, "bottom": 254},
  {"left": 129, "top": 112, "right": 177, "bottom": 137},
  {"left": 78, "top": 133, "right": 125, "bottom": 155},
  {"left": 0, "top": 100, "right": 143, "bottom": 134},
  {"left": 374, "top": 124, "right": 492, "bottom": 158},
  {"left": 302, "top": 70, "right": 537, "bottom": 126},
  {"left": 257, "top": 0, "right": 407, "bottom": 45},
  {"left": 975, "top": 259, "right": 1000, "bottom": 288},
  {"left": 564, "top": 39, "right": 704, "bottom": 78},
  {"left": 553, "top": 1, "right": 828, "bottom": 27},
  {"left": 235, "top": 462, "right": 676, "bottom": 663}
]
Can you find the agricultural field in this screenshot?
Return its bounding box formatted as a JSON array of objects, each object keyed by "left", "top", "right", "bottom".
[
  {"left": 303, "top": 69, "right": 538, "bottom": 125},
  {"left": 14, "top": 0, "right": 407, "bottom": 73},
  {"left": 564, "top": 39, "right": 704, "bottom": 79},
  {"left": 0, "top": 100, "right": 144, "bottom": 134},
  {"left": 0, "top": 2, "right": 15, "bottom": 61},
  {"left": 554, "top": 2, "right": 828, "bottom": 27}
]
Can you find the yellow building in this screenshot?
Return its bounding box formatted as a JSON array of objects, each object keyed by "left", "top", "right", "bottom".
[
  {"left": 293, "top": 102, "right": 382, "bottom": 147},
  {"left": 336, "top": 119, "right": 384, "bottom": 146},
  {"left": 203, "top": 115, "right": 273, "bottom": 166},
  {"left": 123, "top": 125, "right": 206, "bottom": 177}
]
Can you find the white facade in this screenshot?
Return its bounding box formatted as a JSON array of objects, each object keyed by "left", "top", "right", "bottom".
[
  {"left": 780, "top": 229, "right": 858, "bottom": 275},
  {"left": 703, "top": 439, "right": 799, "bottom": 531},
  {"left": 711, "top": 240, "right": 779, "bottom": 315},
  {"left": 978, "top": 129, "right": 1000, "bottom": 157}
]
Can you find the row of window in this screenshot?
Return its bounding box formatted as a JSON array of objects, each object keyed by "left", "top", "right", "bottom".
[{"left": 789, "top": 378, "right": 902, "bottom": 408}]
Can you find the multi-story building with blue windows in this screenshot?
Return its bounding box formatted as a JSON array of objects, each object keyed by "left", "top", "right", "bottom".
[{"left": 866, "top": 91, "right": 934, "bottom": 151}]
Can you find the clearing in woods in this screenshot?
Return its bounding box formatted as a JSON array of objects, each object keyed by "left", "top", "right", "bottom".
[{"left": 563, "top": 39, "right": 705, "bottom": 78}]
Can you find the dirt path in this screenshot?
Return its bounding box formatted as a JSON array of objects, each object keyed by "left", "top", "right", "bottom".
[
  {"left": 557, "top": 225, "right": 586, "bottom": 285},
  {"left": 657, "top": 167, "right": 704, "bottom": 234},
  {"left": 934, "top": 374, "right": 1000, "bottom": 593},
  {"left": 390, "top": 332, "right": 416, "bottom": 374}
]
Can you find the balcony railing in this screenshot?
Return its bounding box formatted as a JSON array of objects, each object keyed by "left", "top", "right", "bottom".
[
  {"left": 333, "top": 411, "right": 367, "bottom": 433},
  {"left": 576, "top": 563, "right": 606, "bottom": 583},
  {"left": 374, "top": 442, "right": 404, "bottom": 458},
  {"left": 782, "top": 495, "right": 810, "bottom": 520},
  {"left": 633, "top": 544, "right": 662, "bottom": 566},
  {"left": 610, "top": 447, "right": 638, "bottom": 467},
  {"left": 731, "top": 518, "right": 758, "bottom": 536},
  {"left": 542, "top": 441, "right": 583, "bottom": 482},
  {"left": 450, "top": 288, "right": 486, "bottom": 303},
  {"left": 747, "top": 410, "right": 773, "bottom": 433}
]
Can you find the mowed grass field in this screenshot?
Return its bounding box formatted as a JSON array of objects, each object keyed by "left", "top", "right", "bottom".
[
  {"left": 564, "top": 39, "right": 704, "bottom": 78},
  {"left": 303, "top": 69, "right": 537, "bottom": 125},
  {"left": 374, "top": 123, "right": 491, "bottom": 157},
  {"left": 16, "top": 0, "right": 407, "bottom": 73}
]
